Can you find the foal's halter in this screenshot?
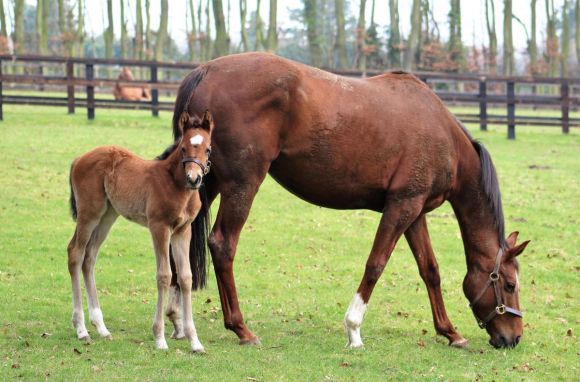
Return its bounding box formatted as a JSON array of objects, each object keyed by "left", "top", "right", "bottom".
[
  {"left": 181, "top": 157, "right": 211, "bottom": 175},
  {"left": 469, "top": 248, "right": 523, "bottom": 329}
]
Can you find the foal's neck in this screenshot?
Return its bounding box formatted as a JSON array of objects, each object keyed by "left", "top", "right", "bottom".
[{"left": 157, "top": 145, "right": 188, "bottom": 189}]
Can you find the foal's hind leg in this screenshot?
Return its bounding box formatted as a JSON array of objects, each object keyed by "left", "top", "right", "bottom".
[
  {"left": 68, "top": 217, "right": 101, "bottom": 341},
  {"left": 404, "top": 215, "right": 468, "bottom": 347},
  {"left": 344, "top": 197, "right": 423, "bottom": 348},
  {"left": 83, "top": 206, "right": 118, "bottom": 339}
]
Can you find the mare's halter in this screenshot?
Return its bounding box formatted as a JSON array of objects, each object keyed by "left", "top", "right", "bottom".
[
  {"left": 469, "top": 248, "right": 523, "bottom": 329},
  {"left": 181, "top": 157, "right": 211, "bottom": 175}
]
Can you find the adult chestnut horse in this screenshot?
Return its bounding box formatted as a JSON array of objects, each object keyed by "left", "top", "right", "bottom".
[{"left": 162, "top": 53, "right": 529, "bottom": 349}]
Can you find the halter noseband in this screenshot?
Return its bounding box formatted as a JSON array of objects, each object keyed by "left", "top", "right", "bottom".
[
  {"left": 469, "top": 248, "right": 523, "bottom": 329},
  {"left": 181, "top": 157, "right": 211, "bottom": 175}
]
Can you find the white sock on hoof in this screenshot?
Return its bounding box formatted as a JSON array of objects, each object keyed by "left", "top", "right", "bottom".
[{"left": 344, "top": 293, "right": 367, "bottom": 348}]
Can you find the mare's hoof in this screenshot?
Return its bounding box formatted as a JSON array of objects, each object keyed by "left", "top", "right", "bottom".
[
  {"left": 239, "top": 337, "right": 261, "bottom": 346},
  {"left": 450, "top": 338, "right": 469, "bottom": 348}
]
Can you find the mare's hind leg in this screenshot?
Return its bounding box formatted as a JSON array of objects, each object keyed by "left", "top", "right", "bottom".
[
  {"left": 344, "top": 197, "right": 423, "bottom": 348},
  {"left": 404, "top": 215, "right": 468, "bottom": 347},
  {"left": 83, "top": 205, "right": 118, "bottom": 339}
]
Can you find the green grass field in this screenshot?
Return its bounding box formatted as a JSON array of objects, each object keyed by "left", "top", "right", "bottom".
[{"left": 0, "top": 105, "right": 578, "bottom": 381}]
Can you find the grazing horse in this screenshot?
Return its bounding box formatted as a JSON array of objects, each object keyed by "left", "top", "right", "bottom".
[
  {"left": 113, "top": 66, "right": 151, "bottom": 101},
  {"left": 163, "top": 53, "right": 530, "bottom": 349},
  {"left": 67, "top": 111, "right": 213, "bottom": 353}
]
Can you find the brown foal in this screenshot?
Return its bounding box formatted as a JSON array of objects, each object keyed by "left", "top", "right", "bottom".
[{"left": 67, "top": 110, "right": 213, "bottom": 353}]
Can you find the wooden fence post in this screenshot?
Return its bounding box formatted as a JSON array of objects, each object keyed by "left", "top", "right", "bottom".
[
  {"left": 479, "top": 77, "right": 487, "bottom": 131},
  {"left": 150, "top": 64, "right": 159, "bottom": 117},
  {"left": 507, "top": 81, "right": 515, "bottom": 139},
  {"left": 0, "top": 57, "right": 3, "bottom": 121},
  {"left": 66, "top": 60, "right": 75, "bottom": 114},
  {"left": 561, "top": 80, "right": 570, "bottom": 134},
  {"left": 86, "top": 62, "right": 95, "bottom": 120}
]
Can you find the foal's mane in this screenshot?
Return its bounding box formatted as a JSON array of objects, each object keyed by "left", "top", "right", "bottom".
[{"left": 455, "top": 117, "right": 507, "bottom": 249}]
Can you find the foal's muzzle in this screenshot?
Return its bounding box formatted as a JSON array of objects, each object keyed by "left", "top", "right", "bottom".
[{"left": 186, "top": 174, "right": 203, "bottom": 189}]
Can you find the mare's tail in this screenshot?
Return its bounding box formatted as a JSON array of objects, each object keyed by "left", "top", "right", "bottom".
[{"left": 69, "top": 161, "right": 78, "bottom": 221}]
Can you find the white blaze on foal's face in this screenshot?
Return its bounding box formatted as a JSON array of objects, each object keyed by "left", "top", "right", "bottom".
[{"left": 190, "top": 134, "right": 204, "bottom": 145}]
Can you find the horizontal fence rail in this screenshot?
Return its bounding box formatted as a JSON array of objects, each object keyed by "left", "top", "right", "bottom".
[{"left": 0, "top": 54, "right": 578, "bottom": 139}]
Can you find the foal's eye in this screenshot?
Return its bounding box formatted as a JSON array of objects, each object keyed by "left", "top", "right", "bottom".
[{"left": 505, "top": 282, "right": 516, "bottom": 293}]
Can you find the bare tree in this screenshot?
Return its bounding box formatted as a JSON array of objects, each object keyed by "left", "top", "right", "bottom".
[
  {"left": 239, "top": 0, "right": 248, "bottom": 51},
  {"left": 561, "top": 0, "right": 570, "bottom": 76},
  {"left": 448, "top": 0, "right": 463, "bottom": 70},
  {"left": 388, "top": 0, "right": 402, "bottom": 67},
  {"left": 334, "top": 0, "right": 348, "bottom": 68},
  {"left": 304, "top": 0, "right": 322, "bottom": 67},
  {"left": 545, "top": 0, "right": 559, "bottom": 77},
  {"left": 255, "top": 0, "right": 264, "bottom": 50},
  {"left": 0, "top": 0, "right": 8, "bottom": 53},
  {"left": 120, "top": 0, "right": 128, "bottom": 59},
  {"left": 212, "top": 0, "right": 229, "bottom": 57},
  {"left": 404, "top": 0, "right": 421, "bottom": 70},
  {"left": 135, "top": 0, "right": 144, "bottom": 60},
  {"left": 155, "top": 0, "right": 168, "bottom": 61},
  {"left": 77, "top": 0, "right": 85, "bottom": 57},
  {"left": 145, "top": 0, "right": 152, "bottom": 59},
  {"left": 13, "top": 0, "right": 25, "bottom": 54},
  {"left": 265, "top": 0, "right": 277, "bottom": 51},
  {"left": 484, "top": 0, "right": 497, "bottom": 73},
  {"left": 37, "top": 0, "right": 49, "bottom": 55},
  {"left": 356, "top": 0, "right": 367, "bottom": 71},
  {"left": 530, "top": 0, "right": 538, "bottom": 74},
  {"left": 188, "top": 0, "right": 198, "bottom": 60},
  {"left": 104, "top": 0, "right": 114, "bottom": 60}
]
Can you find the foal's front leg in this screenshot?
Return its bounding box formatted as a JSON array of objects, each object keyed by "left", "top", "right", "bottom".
[
  {"left": 150, "top": 224, "right": 172, "bottom": 350},
  {"left": 171, "top": 226, "right": 205, "bottom": 353}
]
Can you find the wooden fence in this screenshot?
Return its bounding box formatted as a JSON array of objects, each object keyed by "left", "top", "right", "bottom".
[{"left": 1, "top": 55, "right": 578, "bottom": 139}]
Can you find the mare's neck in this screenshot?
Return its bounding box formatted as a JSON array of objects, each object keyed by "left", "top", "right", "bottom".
[{"left": 450, "top": 179, "right": 502, "bottom": 271}]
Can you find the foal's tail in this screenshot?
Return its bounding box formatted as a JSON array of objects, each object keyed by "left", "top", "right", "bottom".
[
  {"left": 170, "top": 184, "right": 210, "bottom": 290},
  {"left": 69, "top": 161, "right": 78, "bottom": 221}
]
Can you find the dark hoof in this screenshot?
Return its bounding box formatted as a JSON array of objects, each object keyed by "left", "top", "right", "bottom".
[{"left": 239, "top": 337, "right": 261, "bottom": 346}]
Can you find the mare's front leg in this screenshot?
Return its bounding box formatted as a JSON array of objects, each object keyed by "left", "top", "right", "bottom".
[
  {"left": 149, "top": 224, "right": 172, "bottom": 350},
  {"left": 404, "top": 215, "right": 468, "bottom": 347},
  {"left": 171, "top": 226, "right": 205, "bottom": 353},
  {"left": 344, "top": 197, "right": 423, "bottom": 348}
]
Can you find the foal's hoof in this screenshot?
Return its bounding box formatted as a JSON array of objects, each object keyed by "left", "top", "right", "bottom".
[
  {"left": 103, "top": 334, "right": 113, "bottom": 341},
  {"left": 79, "top": 335, "right": 92, "bottom": 342},
  {"left": 171, "top": 331, "right": 186, "bottom": 340},
  {"left": 450, "top": 338, "right": 469, "bottom": 348},
  {"left": 239, "top": 337, "right": 261, "bottom": 346}
]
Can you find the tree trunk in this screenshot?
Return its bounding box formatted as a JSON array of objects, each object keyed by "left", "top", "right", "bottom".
[
  {"left": 561, "top": 0, "right": 570, "bottom": 76},
  {"left": 448, "top": 0, "right": 463, "bottom": 71},
  {"left": 0, "top": 0, "right": 8, "bottom": 50},
  {"left": 239, "top": 0, "right": 248, "bottom": 51},
  {"left": 145, "top": 0, "right": 152, "bottom": 59},
  {"left": 104, "top": 0, "right": 114, "bottom": 60},
  {"left": 503, "top": 0, "right": 514, "bottom": 75},
  {"left": 255, "top": 0, "right": 264, "bottom": 50},
  {"left": 334, "top": 0, "right": 348, "bottom": 69},
  {"left": 135, "top": 0, "right": 144, "bottom": 60},
  {"left": 155, "top": 0, "right": 168, "bottom": 61},
  {"left": 356, "top": 0, "right": 367, "bottom": 71},
  {"left": 13, "top": 0, "right": 24, "bottom": 54},
  {"left": 77, "top": 0, "right": 84, "bottom": 57},
  {"left": 388, "top": 0, "right": 401, "bottom": 67},
  {"left": 545, "top": 0, "right": 558, "bottom": 77},
  {"left": 204, "top": 0, "right": 212, "bottom": 61},
  {"left": 57, "top": 0, "right": 65, "bottom": 47},
  {"left": 212, "top": 0, "right": 229, "bottom": 57},
  {"left": 484, "top": 0, "right": 497, "bottom": 73},
  {"left": 529, "top": 0, "right": 538, "bottom": 74},
  {"left": 574, "top": 0, "right": 580, "bottom": 64},
  {"left": 304, "top": 0, "right": 321, "bottom": 67},
  {"left": 188, "top": 0, "right": 198, "bottom": 60},
  {"left": 265, "top": 0, "right": 277, "bottom": 51},
  {"left": 120, "top": 0, "right": 128, "bottom": 59},
  {"left": 404, "top": 0, "right": 421, "bottom": 71},
  {"left": 36, "top": 0, "right": 49, "bottom": 55}
]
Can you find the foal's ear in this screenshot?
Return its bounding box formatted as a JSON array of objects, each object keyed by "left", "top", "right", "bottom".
[
  {"left": 178, "top": 111, "right": 191, "bottom": 134},
  {"left": 505, "top": 240, "right": 530, "bottom": 261},
  {"left": 200, "top": 110, "right": 214, "bottom": 133}
]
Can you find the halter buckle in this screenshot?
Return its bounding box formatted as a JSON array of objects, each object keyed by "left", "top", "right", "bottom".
[
  {"left": 495, "top": 305, "right": 506, "bottom": 315},
  {"left": 489, "top": 272, "right": 500, "bottom": 281}
]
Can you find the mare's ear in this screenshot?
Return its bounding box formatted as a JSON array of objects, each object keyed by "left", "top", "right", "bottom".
[
  {"left": 506, "top": 231, "right": 519, "bottom": 248},
  {"left": 200, "top": 110, "right": 214, "bottom": 133},
  {"left": 178, "top": 111, "right": 191, "bottom": 135},
  {"left": 505, "top": 240, "right": 530, "bottom": 261}
]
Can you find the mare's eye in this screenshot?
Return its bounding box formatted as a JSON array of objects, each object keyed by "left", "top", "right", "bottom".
[{"left": 505, "top": 282, "right": 516, "bottom": 293}]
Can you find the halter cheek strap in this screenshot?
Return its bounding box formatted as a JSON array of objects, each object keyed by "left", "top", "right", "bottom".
[
  {"left": 469, "top": 248, "right": 523, "bottom": 329},
  {"left": 181, "top": 157, "right": 211, "bottom": 175}
]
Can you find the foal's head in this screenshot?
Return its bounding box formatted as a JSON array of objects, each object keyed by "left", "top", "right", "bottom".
[
  {"left": 464, "top": 231, "right": 530, "bottom": 348},
  {"left": 176, "top": 110, "right": 213, "bottom": 189}
]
